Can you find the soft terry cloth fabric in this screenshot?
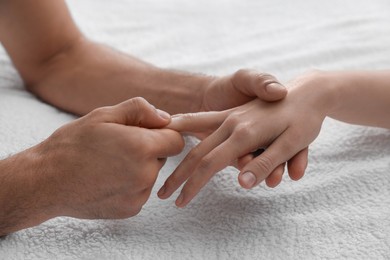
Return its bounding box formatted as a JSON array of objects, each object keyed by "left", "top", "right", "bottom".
[{"left": 1, "top": 0, "right": 390, "bottom": 259}]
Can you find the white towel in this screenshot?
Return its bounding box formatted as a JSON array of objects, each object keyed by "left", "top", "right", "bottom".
[{"left": 0, "top": 0, "right": 390, "bottom": 259}]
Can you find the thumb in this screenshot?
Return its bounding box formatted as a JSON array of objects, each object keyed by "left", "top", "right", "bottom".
[
  {"left": 89, "top": 97, "right": 171, "bottom": 128},
  {"left": 232, "top": 69, "right": 287, "bottom": 102}
]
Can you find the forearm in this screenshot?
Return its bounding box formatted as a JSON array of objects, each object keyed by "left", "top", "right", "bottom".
[
  {"left": 30, "top": 40, "right": 209, "bottom": 115},
  {"left": 0, "top": 0, "right": 208, "bottom": 115},
  {"left": 0, "top": 0, "right": 82, "bottom": 83},
  {"left": 291, "top": 70, "right": 390, "bottom": 129},
  {"left": 324, "top": 70, "right": 390, "bottom": 129},
  {"left": 0, "top": 148, "right": 55, "bottom": 236}
]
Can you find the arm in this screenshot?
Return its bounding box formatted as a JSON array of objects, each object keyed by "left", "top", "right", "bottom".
[
  {"left": 0, "top": 0, "right": 288, "bottom": 235},
  {"left": 324, "top": 70, "right": 390, "bottom": 128},
  {"left": 0, "top": 0, "right": 287, "bottom": 116},
  {"left": 158, "top": 70, "right": 390, "bottom": 207}
]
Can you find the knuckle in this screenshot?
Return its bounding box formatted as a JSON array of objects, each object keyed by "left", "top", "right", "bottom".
[
  {"left": 252, "top": 154, "right": 275, "bottom": 176},
  {"left": 88, "top": 106, "right": 112, "bottom": 120},
  {"left": 225, "top": 114, "right": 241, "bottom": 128},
  {"left": 232, "top": 123, "right": 253, "bottom": 138},
  {"left": 233, "top": 69, "right": 250, "bottom": 81},
  {"left": 196, "top": 157, "right": 213, "bottom": 173},
  {"left": 255, "top": 72, "right": 279, "bottom": 86},
  {"left": 127, "top": 97, "right": 151, "bottom": 118},
  {"left": 130, "top": 96, "right": 149, "bottom": 107},
  {"left": 231, "top": 69, "right": 252, "bottom": 88}
]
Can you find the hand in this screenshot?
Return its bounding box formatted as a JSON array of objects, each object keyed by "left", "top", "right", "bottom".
[
  {"left": 34, "top": 97, "right": 184, "bottom": 219},
  {"left": 201, "top": 69, "right": 288, "bottom": 113},
  {"left": 159, "top": 72, "right": 332, "bottom": 207},
  {"left": 196, "top": 69, "right": 290, "bottom": 165}
]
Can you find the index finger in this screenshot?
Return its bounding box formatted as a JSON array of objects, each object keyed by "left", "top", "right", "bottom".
[{"left": 166, "top": 111, "right": 229, "bottom": 133}]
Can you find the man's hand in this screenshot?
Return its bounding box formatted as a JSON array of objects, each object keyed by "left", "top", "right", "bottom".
[
  {"left": 38, "top": 98, "right": 184, "bottom": 219},
  {"left": 0, "top": 98, "right": 184, "bottom": 235},
  {"left": 201, "top": 69, "right": 287, "bottom": 112}
]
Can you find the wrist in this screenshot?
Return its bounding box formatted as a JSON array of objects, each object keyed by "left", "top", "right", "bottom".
[
  {"left": 289, "top": 70, "right": 340, "bottom": 118},
  {"left": 148, "top": 68, "right": 212, "bottom": 114},
  {"left": 0, "top": 146, "right": 57, "bottom": 235},
  {"left": 32, "top": 38, "right": 212, "bottom": 115}
]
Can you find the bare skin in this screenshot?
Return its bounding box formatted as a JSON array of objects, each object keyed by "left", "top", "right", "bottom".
[
  {"left": 0, "top": 0, "right": 294, "bottom": 235},
  {"left": 0, "top": 98, "right": 184, "bottom": 235},
  {"left": 160, "top": 70, "right": 390, "bottom": 208},
  {"left": 0, "top": 0, "right": 288, "bottom": 115}
]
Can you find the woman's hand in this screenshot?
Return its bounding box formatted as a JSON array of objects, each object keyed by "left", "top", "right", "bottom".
[
  {"left": 190, "top": 69, "right": 291, "bottom": 166},
  {"left": 158, "top": 72, "right": 335, "bottom": 207}
]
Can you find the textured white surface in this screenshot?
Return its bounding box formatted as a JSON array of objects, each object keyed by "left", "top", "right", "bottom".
[{"left": 1, "top": 0, "right": 390, "bottom": 259}]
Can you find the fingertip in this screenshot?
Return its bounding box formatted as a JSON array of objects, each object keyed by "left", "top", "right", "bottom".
[
  {"left": 291, "top": 174, "right": 303, "bottom": 181},
  {"left": 265, "top": 167, "right": 284, "bottom": 188},
  {"left": 175, "top": 193, "right": 186, "bottom": 208},
  {"left": 238, "top": 171, "right": 257, "bottom": 189},
  {"left": 157, "top": 185, "right": 167, "bottom": 199},
  {"left": 265, "top": 83, "right": 288, "bottom": 100},
  {"left": 288, "top": 148, "right": 309, "bottom": 181},
  {"left": 265, "top": 174, "right": 283, "bottom": 188},
  {"left": 289, "top": 169, "right": 306, "bottom": 181},
  {"left": 156, "top": 109, "right": 171, "bottom": 121}
]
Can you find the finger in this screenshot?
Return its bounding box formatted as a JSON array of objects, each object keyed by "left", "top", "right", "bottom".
[
  {"left": 287, "top": 147, "right": 309, "bottom": 181},
  {"left": 239, "top": 128, "right": 304, "bottom": 189},
  {"left": 232, "top": 69, "right": 288, "bottom": 102},
  {"left": 235, "top": 154, "right": 254, "bottom": 170},
  {"left": 147, "top": 129, "right": 185, "bottom": 158},
  {"left": 235, "top": 146, "right": 267, "bottom": 169},
  {"left": 89, "top": 97, "right": 171, "bottom": 128},
  {"left": 166, "top": 110, "right": 229, "bottom": 134},
  {"left": 265, "top": 163, "right": 285, "bottom": 188},
  {"left": 175, "top": 136, "right": 246, "bottom": 207},
  {"left": 157, "top": 126, "right": 230, "bottom": 199}
]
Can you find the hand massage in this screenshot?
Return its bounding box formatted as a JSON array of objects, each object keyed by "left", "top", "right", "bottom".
[{"left": 1, "top": 0, "right": 389, "bottom": 258}]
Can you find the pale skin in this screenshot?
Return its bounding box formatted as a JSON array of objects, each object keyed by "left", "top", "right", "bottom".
[
  {"left": 0, "top": 0, "right": 294, "bottom": 235},
  {"left": 159, "top": 70, "right": 390, "bottom": 208}
]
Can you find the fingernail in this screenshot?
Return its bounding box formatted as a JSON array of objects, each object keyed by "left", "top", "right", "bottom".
[
  {"left": 157, "top": 109, "right": 171, "bottom": 120},
  {"left": 157, "top": 186, "right": 166, "bottom": 197},
  {"left": 266, "top": 83, "right": 286, "bottom": 93},
  {"left": 176, "top": 193, "right": 184, "bottom": 207},
  {"left": 240, "top": 171, "right": 257, "bottom": 188}
]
